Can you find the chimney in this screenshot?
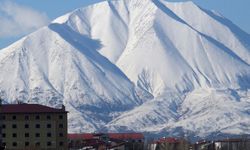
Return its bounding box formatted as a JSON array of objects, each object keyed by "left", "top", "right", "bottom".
[
  {"left": 61, "top": 104, "right": 65, "bottom": 111},
  {"left": 0, "top": 97, "right": 2, "bottom": 106},
  {"left": 17, "top": 101, "right": 24, "bottom": 104}
]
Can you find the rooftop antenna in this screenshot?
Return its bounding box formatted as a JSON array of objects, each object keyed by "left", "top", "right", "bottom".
[{"left": 61, "top": 104, "right": 65, "bottom": 111}]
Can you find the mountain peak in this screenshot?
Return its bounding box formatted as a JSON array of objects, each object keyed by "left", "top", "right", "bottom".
[{"left": 1, "top": 0, "right": 250, "bottom": 139}]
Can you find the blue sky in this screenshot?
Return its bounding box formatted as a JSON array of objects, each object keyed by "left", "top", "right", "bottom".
[{"left": 0, "top": 0, "right": 249, "bottom": 49}]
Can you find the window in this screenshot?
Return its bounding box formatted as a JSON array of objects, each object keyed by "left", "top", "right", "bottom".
[
  {"left": 35, "top": 124, "right": 40, "bottom": 128},
  {"left": 25, "top": 124, "right": 29, "bottom": 128},
  {"left": 12, "top": 133, "right": 17, "bottom": 138},
  {"left": 47, "top": 142, "right": 52, "bottom": 146},
  {"left": 47, "top": 124, "right": 51, "bottom": 128},
  {"left": 12, "top": 142, "right": 17, "bottom": 147},
  {"left": 35, "top": 115, "right": 40, "bottom": 120},
  {"left": 25, "top": 115, "right": 29, "bottom": 120},
  {"left": 2, "top": 124, "right": 6, "bottom": 129},
  {"left": 59, "top": 133, "right": 63, "bottom": 137},
  {"left": 25, "top": 142, "right": 29, "bottom": 146},
  {"left": 2, "top": 143, "right": 6, "bottom": 147},
  {"left": 12, "top": 115, "right": 16, "bottom": 120},
  {"left": 47, "top": 133, "right": 51, "bottom": 137},
  {"left": 25, "top": 133, "right": 29, "bottom": 137},
  {"left": 47, "top": 115, "right": 51, "bottom": 120},
  {"left": 59, "top": 115, "right": 63, "bottom": 119},
  {"left": 12, "top": 124, "right": 17, "bottom": 128},
  {"left": 35, "top": 142, "right": 40, "bottom": 146},
  {"left": 59, "top": 142, "right": 64, "bottom": 146},
  {"left": 35, "top": 133, "right": 40, "bottom": 137},
  {"left": 2, "top": 133, "right": 6, "bottom": 138},
  {"left": 59, "top": 124, "right": 63, "bottom": 128}
]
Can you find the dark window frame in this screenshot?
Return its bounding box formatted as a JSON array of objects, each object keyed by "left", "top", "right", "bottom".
[
  {"left": 59, "top": 133, "right": 63, "bottom": 137},
  {"left": 12, "top": 142, "right": 17, "bottom": 147},
  {"left": 59, "top": 142, "right": 64, "bottom": 146},
  {"left": 35, "top": 133, "right": 40, "bottom": 137},
  {"left": 12, "top": 124, "right": 17, "bottom": 129},
  {"left": 35, "top": 115, "right": 40, "bottom": 120},
  {"left": 25, "top": 133, "right": 29, "bottom": 137},
  {"left": 12, "top": 115, "right": 16, "bottom": 120},
  {"left": 35, "top": 124, "right": 40, "bottom": 128},
  {"left": 47, "top": 141, "right": 52, "bottom": 146},
  {"left": 47, "top": 124, "right": 51, "bottom": 128},
  {"left": 59, "top": 115, "right": 63, "bottom": 119},
  {"left": 25, "top": 115, "right": 29, "bottom": 120},
  {"left": 2, "top": 124, "right": 6, "bottom": 129},
  {"left": 35, "top": 142, "right": 40, "bottom": 146},
  {"left": 12, "top": 133, "right": 17, "bottom": 138},
  {"left": 46, "top": 115, "right": 51, "bottom": 120},
  {"left": 59, "top": 124, "right": 63, "bottom": 128},
  {"left": 47, "top": 132, "right": 52, "bottom": 137},
  {"left": 25, "top": 124, "right": 29, "bottom": 128}
]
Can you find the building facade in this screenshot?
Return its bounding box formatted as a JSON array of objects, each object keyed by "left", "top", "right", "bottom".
[{"left": 0, "top": 103, "right": 67, "bottom": 150}]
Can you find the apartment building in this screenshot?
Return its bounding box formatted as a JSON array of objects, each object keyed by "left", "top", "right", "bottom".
[{"left": 0, "top": 102, "right": 67, "bottom": 150}]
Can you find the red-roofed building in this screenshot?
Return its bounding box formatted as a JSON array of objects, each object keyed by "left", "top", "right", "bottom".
[
  {"left": 68, "top": 133, "right": 144, "bottom": 150},
  {"left": 1, "top": 104, "right": 66, "bottom": 114},
  {"left": 147, "top": 137, "right": 190, "bottom": 150},
  {"left": 0, "top": 102, "right": 68, "bottom": 150},
  {"left": 108, "top": 133, "right": 144, "bottom": 141},
  {"left": 68, "top": 133, "right": 94, "bottom": 140}
]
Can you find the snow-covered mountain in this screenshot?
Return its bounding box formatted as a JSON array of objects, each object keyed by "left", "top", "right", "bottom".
[
  {"left": 1, "top": 0, "right": 250, "bottom": 140},
  {"left": 0, "top": 21, "right": 152, "bottom": 131}
]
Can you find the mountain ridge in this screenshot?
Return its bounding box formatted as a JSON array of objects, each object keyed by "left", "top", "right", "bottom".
[{"left": 1, "top": 0, "right": 250, "bottom": 140}]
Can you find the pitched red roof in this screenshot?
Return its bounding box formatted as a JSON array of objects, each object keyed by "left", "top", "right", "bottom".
[
  {"left": 0, "top": 104, "right": 67, "bottom": 113},
  {"left": 108, "top": 133, "right": 144, "bottom": 140}
]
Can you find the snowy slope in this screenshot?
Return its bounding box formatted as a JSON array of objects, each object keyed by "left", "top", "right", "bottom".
[
  {"left": 107, "top": 88, "right": 250, "bottom": 140},
  {"left": 0, "top": 23, "right": 142, "bottom": 132},
  {"left": 53, "top": 0, "right": 250, "bottom": 96},
  {"left": 1, "top": 0, "right": 250, "bottom": 139},
  {"left": 165, "top": 1, "right": 250, "bottom": 64}
]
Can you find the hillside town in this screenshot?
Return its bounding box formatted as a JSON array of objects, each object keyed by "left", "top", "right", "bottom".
[{"left": 1, "top": 102, "right": 250, "bottom": 150}]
